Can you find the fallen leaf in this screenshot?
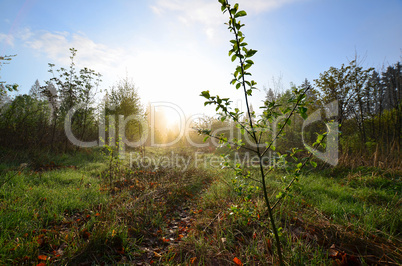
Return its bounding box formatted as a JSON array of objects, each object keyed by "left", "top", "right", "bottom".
[
  {"left": 266, "top": 238, "right": 272, "bottom": 254},
  {"left": 38, "top": 254, "right": 48, "bottom": 260},
  {"left": 154, "top": 251, "right": 162, "bottom": 257},
  {"left": 117, "top": 247, "right": 125, "bottom": 254},
  {"left": 233, "top": 257, "right": 243, "bottom": 266},
  {"left": 328, "top": 248, "right": 338, "bottom": 258}
]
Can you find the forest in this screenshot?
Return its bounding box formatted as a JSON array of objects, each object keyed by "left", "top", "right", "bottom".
[{"left": 0, "top": 1, "right": 401, "bottom": 265}]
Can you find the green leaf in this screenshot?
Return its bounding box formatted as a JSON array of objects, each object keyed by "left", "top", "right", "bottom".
[
  {"left": 233, "top": 42, "right": 238, "bottom": 52},
  {"left": 231, "top": 54, "right": 237, "bottom": 62},
  {"left": 311, "top": 161, "right": 317, "bottom": 168},
  {"left": 298, "top": 106, "right": 308, "bottom": 119},
  {"left": 246, "top": 49, "right": 257, "bottom": 57},
  {"left": 236, "top": 83, "right": 241, "bottom": 89},
  {"left": 235, "top": 10, "right": 247, "bottom": 18},
  {"left": 234, "top": 3, "right": 239, "bottom": 12},
  {"left": 200, "top": 91, "right": 210, "bottom": 98}
]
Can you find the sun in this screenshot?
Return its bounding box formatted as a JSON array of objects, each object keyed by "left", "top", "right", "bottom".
[
  {"left": 163, "top": 107, "right": 183, "bottom": 129},
  {"left": 153, "top": 105, "right": 186, "bottom": 130}
]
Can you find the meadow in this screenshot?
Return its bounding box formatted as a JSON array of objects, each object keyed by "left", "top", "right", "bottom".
[{"left": 0, "top": 147, "right": 400, "bottom": 265}]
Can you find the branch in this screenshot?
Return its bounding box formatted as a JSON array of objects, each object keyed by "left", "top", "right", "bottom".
[
  {"left": 194, "top": 128, "right": 257, "bottom": 153},
  {"left": 261, "top": 86, "right": 310, "bottom": 158},
  {"left": 227, "top": 8, "right": 258, "bottom": 143},
  {"left": 270, "top": 133, "right": 327, "bottom": 211}
]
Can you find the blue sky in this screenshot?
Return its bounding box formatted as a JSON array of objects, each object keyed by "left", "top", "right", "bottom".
[{"left": 1, "top": 0, "right": 401, "bottom": 122}]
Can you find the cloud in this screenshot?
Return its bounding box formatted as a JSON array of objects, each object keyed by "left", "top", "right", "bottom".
[
  {"left": 150, "top": 0, "right": 225, "bottom": 40},
  {"left": 240, "top": 0, "right": 306, "bottom": 13},
  {"left": 151, "top": 0, "right": 307, "bottom": 20},
  {"left": 1, "top": 27, "right": 36, "bottom": 48},
  {"left": 21, "top": 29, "right": 124, "bottom": 74},
  {"left": 150, "top": 5, "right": 163, "bottom": 15},
  {"left": 16, "top": 28, "right": 33, "bottom": 41},
  {"left": 2, "top": 28, "right": 127, "bottom": 93},
  {"left": 150, "top": 0, "right": 306, "bottom": 40},
  {"left": 0, "top": 33, "right": 15, "bottom": 47}
]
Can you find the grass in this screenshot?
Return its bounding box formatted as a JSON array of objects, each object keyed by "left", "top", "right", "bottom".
[
  {"left": 165, "top": 160, "right": 401, "bottom": 265},
  {"left": 291, "top": 170, "right": 401, "bottom": 239},
  {"left": 0, "top": 147, "right": 401, "bottom": 265},
  {"left": 0, "top": 149, "right": 110, "bottom": 264}
]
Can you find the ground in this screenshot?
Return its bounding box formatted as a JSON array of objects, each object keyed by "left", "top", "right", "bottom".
[{"left": 0, "top": 147, "right": 400, "bottom": 265}]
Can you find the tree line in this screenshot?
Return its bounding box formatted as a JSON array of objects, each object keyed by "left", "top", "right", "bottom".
[
  {"left": 0, "top": 49, "right": 400, "bottom": 168},
  {"left": 261, "top": 59, "right": 401, "bottom": 168},
  {"left": 0, "top": 48, "right": 146, "bottom": 155},
  {"left": 193, "top": 58, "right": 401, "bottom": 168}
]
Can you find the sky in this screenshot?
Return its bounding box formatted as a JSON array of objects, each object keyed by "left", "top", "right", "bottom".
[{"left": 1, "top": 0, "right": 401, "bottom": 125}]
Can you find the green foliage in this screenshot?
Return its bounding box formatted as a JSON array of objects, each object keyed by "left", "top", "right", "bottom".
[
  {"left": 101, "top": 138, "right": 124, "bottom": 186},
  {"left": 0, "top": 94, "right": 52, "bottom": 149},
  {"left": 0, "top": 48, "right": 112, "bottom": 153},
  {"left": 105, "top": 76, "right": 145, "bottom": 146},
  {"left": 314, "top": 59, "right": 401, "bottom": 166},
  {"left": 314, "top": 60, "right": 374, "bottom": 138},
  {"left": 44, "top": 48, "right": 101, "bottom": 149}
]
